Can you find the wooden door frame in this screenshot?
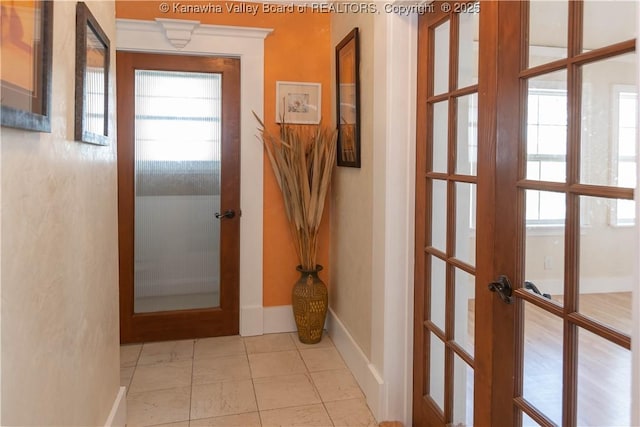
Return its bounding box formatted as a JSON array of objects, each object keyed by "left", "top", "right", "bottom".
[
  {"left": 117, "top": 52, "right": 241, "bottom": 343},
  {"left": 116, "top": 20, "right": 271, "bottom": 336},
  {"left": 412, "top": 2, "right": 525, "bottom": 425},
  {"left": 413, "top": 3, "right": 501, "bottom": 425},
  {"left": 422, "top": 2, "right": 639, "bottom": 426}
]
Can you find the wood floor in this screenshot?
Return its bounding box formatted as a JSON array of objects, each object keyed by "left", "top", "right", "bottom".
[{"left": 466, "top": 292, "right": 631, "bottom": 426}]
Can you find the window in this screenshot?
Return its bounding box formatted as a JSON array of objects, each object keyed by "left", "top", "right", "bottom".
[
  {"left": 613, "top": 90, "right": 637, "bottom": 226},
  {"left": 526, "top": 89, "right": 567, "bottom": 226}
]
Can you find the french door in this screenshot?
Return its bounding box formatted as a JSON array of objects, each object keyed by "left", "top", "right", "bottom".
[
  {"left": 414, "top": 1, "right": 637, "bottom": 426},
  {"left": 117, "top": 52, "right": 241, "bottom": 343}
]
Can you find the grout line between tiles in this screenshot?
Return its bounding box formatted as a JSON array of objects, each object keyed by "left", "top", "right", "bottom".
[
  {"left": 135, "top": 343, "right": 144, "bottom": 365},
  {"left": 297, "top": 339, "right": 336, "bottom": 427},
  {"left": 124, "top": 344, "right": 143, "bottom": 397},
  {"left": 124, "top": 335, "right": 373, "bottom": 427},
  {"left": 247, "top": 346, "right": 265, "bottom": 426}
]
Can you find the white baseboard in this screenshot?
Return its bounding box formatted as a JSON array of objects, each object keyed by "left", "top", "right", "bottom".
[
  {"left": 104, "top": 386, "right": 126, "bottom": 427},
  {"left": 326, "top": 308, "right": 384, "bottom": 422},
  {"left": 240, "top": 305, "right": 264, "bottom": 336},
  {"left": 263, "top": 305, "right": 297, "bottom": 334}
]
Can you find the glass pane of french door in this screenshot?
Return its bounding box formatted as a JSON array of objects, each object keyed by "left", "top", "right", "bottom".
[
  {"left": 517, "top": 1, "right": 636, "bottom": 424},
  {"left": 133, "top": 70, "right": 222, "bottom": 313}
]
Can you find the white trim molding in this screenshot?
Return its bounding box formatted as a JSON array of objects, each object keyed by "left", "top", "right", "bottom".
[
  {"left": 103, "top": 387, "right": 126, "bottom": 427},
  {"left": 367, "top": 11, "right": 418, "bottom": 425},
  {"left": 116, "top": 18, "right": 272, "bottom": 336},
  {"left": 327, "top": 308, "right": 385, "bottom": 417},
  {"left": 155, "top": 18, "right": 199, "bottom": 48},
  {"left": 263, "top": 305, "right": 297, "bottom": 334}
]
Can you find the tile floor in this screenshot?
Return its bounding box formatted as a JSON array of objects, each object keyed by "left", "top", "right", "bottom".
[{"left": 121, "top": 332, "right": 378, "bottom": 427}]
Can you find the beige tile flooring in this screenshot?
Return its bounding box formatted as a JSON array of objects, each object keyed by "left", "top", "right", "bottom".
[{"left": 121, "top": 332, "right": 378, "bottom": 427}]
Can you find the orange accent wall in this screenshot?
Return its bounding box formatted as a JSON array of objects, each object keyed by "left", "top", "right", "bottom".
[{"left": 115, "top": 1, "right": 333, "bottom": 307}]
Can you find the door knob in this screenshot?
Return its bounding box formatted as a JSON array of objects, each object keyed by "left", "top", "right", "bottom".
[
  {"left": 215, "top": 209, "right": 236, "bottom": 220},
  {"left": 488, "top": 275, "right": 514, "bottom": 304},
  {"left": 524, "top": 281, "right": 551, "bottom": 299}
]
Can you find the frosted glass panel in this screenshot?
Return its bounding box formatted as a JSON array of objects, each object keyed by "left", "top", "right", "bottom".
[{"left": 134, "top": 70, "right": 222, "bottom": 313}]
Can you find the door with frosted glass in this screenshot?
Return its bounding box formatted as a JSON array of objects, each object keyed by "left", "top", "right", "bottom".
[
  {"left": 117, "top": 52, "right": 240, "bottom": 343},
  {"left": 414, "top": 1, "right": 636, "bottom": 425}
]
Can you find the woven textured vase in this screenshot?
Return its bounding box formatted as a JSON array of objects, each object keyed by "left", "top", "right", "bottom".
[{"left": 292, "top": 265, "right": 328, "bottom": 344}]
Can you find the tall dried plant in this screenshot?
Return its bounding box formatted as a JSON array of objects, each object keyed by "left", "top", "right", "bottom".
[{"left": 254, "top": 113, "right": 337, "bottom": 271}]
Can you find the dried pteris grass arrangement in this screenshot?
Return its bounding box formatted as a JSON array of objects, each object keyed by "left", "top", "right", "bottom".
[{"left": 255, "top": 113, "right": 338, "bottom": 271}]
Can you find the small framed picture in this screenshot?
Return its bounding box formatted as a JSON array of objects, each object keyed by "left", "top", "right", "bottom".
[
  {"left": 75, "top": 2, "right": 110, "bottom": 145},
  {"left": 275, "top": 81, "right": 321, "bottom": 124},
  {"left": 336, "top": 28, "right": 361, "bottom": 168}
]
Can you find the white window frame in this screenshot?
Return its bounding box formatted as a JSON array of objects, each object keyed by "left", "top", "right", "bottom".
[
  {"left": 526, "top": 87, "right": 568, "bottom": 228},
  {"left": 610, "top": 85, "right": 637, "bottom": 227}
]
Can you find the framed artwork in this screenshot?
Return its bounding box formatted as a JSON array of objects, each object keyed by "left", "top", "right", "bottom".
[
  {"left": 75, "top": 2, "right": 110, "bottom": 145},
  {"left": 0, "top": 0, "right": 53, "bottom": 132},
  {"left": 335, "top": 28, "right": 361, "bottom": 168},
  {"left": 275, "top": 81, "right": 321, "bottom": 124}
]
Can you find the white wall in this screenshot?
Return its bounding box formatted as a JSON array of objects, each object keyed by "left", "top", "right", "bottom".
[
  {"left": 329, "top": 11, "right": 417, "bottom": 425},
  {"left": 1, "top": 1, "right": 121, "bottom": 425},
  {"left": 330, "top": 13, "right": 375, "bottom": 360}
]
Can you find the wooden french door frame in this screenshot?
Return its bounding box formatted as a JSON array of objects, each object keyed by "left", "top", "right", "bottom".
[
  {"left": 507, "top": 2, "right": 635, "bottom": 425},
  {"left": 414, "top": 3, "right": 487, "bottom": 425},
  {"left": 117, "top": 52, "right": 241, "bottom": 343},
  {"left": 414, "top": 1, "right": 636, "bottom": 426}
]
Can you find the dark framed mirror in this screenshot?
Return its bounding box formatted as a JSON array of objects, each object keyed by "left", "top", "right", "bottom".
[
  {"left": 75, "top": 1, "right": 110, "bottom": 145},
  {"left": 0, "top": 0, "right": 53, "bottom": 132},
  {"left": 335, "top": 27, "right": 361, "bottom": 168}
]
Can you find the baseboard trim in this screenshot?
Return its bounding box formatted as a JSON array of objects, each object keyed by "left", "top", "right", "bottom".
[
  {"left": 104, "top": 386, "right": 126, "bottom": 427},
  {"left": 327, "top": 308, "right": 384, "bottom": 421},
  {"left": 263, "top": 305, "right": 297, "bottom": 334},
  {"left": 240, "top": 305, "right": 264, "bottom": 336}
]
